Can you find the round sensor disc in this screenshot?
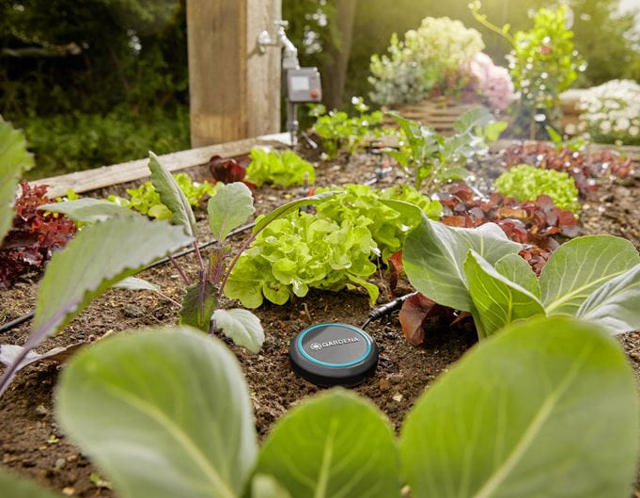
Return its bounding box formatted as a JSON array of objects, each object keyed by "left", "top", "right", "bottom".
[{"left": 289, "top": 323, "right": 378, "bottom": 387}]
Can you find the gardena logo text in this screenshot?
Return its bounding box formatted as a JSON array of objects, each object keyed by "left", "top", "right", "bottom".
[{"left": 308, "top": 336, "right": 360, "bottom": 351}]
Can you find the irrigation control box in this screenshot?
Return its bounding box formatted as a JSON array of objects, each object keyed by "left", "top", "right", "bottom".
[
  {"left": 286, "top": 67, "right": 322, "bottom": 103},
  {"left": 289, "top": 323, "right": 378, "bottom": 387}
]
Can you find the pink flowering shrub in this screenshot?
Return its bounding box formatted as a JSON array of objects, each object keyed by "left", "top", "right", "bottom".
[{"left": 468, "top": 52, "right": 516, "bottom": 113}]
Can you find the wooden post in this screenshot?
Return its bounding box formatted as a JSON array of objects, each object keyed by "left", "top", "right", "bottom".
[{"left": 187, "top": 0, "right": 281, "bottom": 147}]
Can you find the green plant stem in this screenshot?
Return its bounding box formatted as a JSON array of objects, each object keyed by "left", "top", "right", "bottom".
[
  {"left": 422, "top": 162, "right": 440, "bottom": 192},
  {"left": 208, "top": 250, "right": 223, "bottom": 286},
  {"left": 219, "top": 233, "right": 258, "bottom": 296},
  {"left": 470, "top": 5, "right": 515, "bottom": 47}
]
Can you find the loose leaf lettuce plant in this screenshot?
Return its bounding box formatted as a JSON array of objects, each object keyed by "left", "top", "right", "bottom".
[
  {"left": 225, "top": 209, "right": 381, "bottom": 308},
  {"left": 316, "top": 184, "right": 443, "bottom": 260},
  {"left": 394, "top": 201, "right": 640, "bottom": 338},
  {"left": 48, "top": 152, "right": 334, "bottom": 353},
  {"left": 494, "top": 164, "right": 581, "bottom": 213},
  {"left": 2, "top": 315, "right": 638, "bottom": 497},
  {"left": 0, "top": 183, "right": 78, "bottom": 289},
  {"left": 246, "top": 147, "right": 315, "bottom": 187},
  {"left": 225, "top": 184, "right": 442, "bottom": 308},
  {"left": 108, "top": 172, "right": 218, "bottom": 220},
  {"left": 387, "top": 107, "right": 507, "bottom": 192},
  {"left": 311, "top": 97, "right": 384, "bottom": 159},
  {"left": 0, "top": 151, "right": 335, "bottom": 394}
]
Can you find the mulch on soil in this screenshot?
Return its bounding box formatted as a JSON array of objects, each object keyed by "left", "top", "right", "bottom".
[{"left": 1, "top": 142, "right": 640, "bottom": 497}]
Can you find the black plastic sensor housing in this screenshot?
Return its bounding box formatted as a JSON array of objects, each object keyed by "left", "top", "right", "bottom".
[{"left": 289, "top": 323, "right": 378, "bottom": 387}]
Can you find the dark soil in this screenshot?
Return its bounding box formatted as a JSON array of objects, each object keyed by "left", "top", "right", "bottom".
[{"left": 1, "top": 142, "right": 640, "bottom": 497}]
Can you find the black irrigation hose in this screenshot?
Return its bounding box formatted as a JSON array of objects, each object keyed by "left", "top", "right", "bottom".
[
  {"left": 147, "top": 222, "right": 256, "bottom": 271},
  {"left": 0, "top": 159, "right": 392, "bottom": 336},
  {"left": 0, "top": 222, "right": 257, "bottom": 335},
  {"left": 0, "top": 312, "right": 35, "bottom": 334}
]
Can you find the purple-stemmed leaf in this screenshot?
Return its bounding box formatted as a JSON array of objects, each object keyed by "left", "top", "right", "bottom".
[
  {"left": 0, "top": 216, "right": 193, "bottom": 395},
  {"left": 0, "top": 118, "right": 34, "bottom": 244},
  {"left": 149, "top": 151, "right": 196, "bottom": 237}
]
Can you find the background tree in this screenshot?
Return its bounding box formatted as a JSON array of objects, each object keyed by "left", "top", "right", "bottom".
[
  {"left": 0, "top": 0, "right": 187, "bottom": 116},
  {"left": 0, "top": 0, "right": 189, "bottom": 177},
  {"left": 568, "top": 0, "right": 640, "bottom": 85},
  {"left": 322, "top": 0, "right": 358, "bottom": 109}
]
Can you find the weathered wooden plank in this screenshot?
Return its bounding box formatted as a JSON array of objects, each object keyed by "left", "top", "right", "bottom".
[
  {"left": 188, "top": 0, "right": 247, "bottom": 147},
  {"left": 187, "top": 0, "right": 281, "bottom": 147},
  {"left": 246, "top": 0, "right": 281, "bottom": 138},
  {"left": 32, "top": 133, "right": 292, "bottom": 198}
]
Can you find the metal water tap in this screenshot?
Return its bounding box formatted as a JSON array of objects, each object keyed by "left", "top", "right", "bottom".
[
  {"left": 257, "top": 20, "right": 321, "bottom": 146},
  {"left": 257, "top": 20, "right": 300, "bottom": 70}
]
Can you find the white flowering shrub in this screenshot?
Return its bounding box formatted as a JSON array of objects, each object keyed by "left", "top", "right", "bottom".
[
  {"left": 369, "top": 17, "right": 485, "bottom": 106},
  {"left": 576, "top": 80, "right": 640, "bottom": 145}
]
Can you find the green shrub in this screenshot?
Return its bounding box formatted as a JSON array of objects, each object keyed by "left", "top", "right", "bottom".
[
  {"left": 471, "top": 3, "right": 584, "bottom": 138},
  {"left": 21, "top": 105, "right": 190, "bottom": 179},
  {"left": 507, "top": 5, "right": 582, "bottom": 117},
  {"left": 0, "top": 0, "right": 187, "bottom": 118},
  {"left": 494, "top": 164, "right": 581, "bottom": 213}
]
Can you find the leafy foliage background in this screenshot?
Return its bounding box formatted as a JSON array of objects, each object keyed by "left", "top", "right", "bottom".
[
  {"left": 286, "top": 0, "right": 639, "bottom": 103},
  {"left": 0, "top": 0, "right": 638, "bottom": 177},
  {"left": 0, "top": 0, "right": 189, "bottom": 177}
]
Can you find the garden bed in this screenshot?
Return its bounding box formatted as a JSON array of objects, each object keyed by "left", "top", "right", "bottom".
[{"left": 1, "top": 140, "right": 640, "bottom": 497}]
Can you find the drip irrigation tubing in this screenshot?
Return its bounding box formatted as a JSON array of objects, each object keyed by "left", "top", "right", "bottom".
[
  {"left": 0, "top": 222, "right": 256, "bottom": 335},
  {"left": 0, "top": 169, "right": 389, "bottom": 336}
]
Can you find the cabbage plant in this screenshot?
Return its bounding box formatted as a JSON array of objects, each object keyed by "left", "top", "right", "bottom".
[
  {"left": 0, "top": 117, "right": 34, "bottom": 242},
  {"left": 0, "top": 124, "right": 196, "bottom": 396},
  {"left": 1, "top": 315, "right": 638, "bottom": 497},
  {"left": 40, "top": 152, "right": 336, "bottom": 354},
  {"left": 0, "top": 151, "right": 335, "bottom": 395},
  {"left": 395, "top": 201, "right": 640, "bottom": 338}
]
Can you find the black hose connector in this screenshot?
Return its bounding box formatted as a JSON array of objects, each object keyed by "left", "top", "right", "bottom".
[{"left": 360, "top": 291, "right": 418, "bottom": 330}]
